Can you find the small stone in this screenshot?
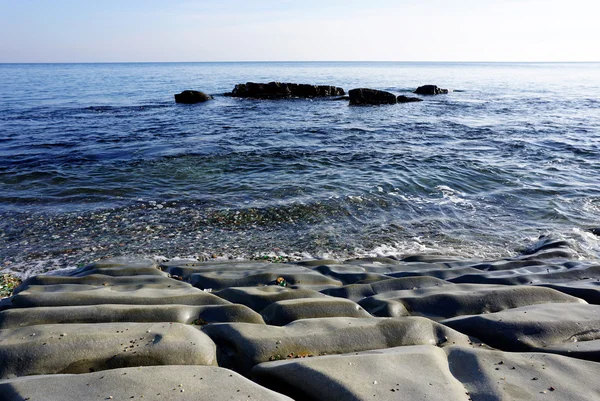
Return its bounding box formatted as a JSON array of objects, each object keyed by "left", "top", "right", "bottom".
[
  {"left": 549, "top": 387, "right": 556, "bottom": 391},
  {"left": 180, "top": 389, "right": 185, "bottom": 393}
]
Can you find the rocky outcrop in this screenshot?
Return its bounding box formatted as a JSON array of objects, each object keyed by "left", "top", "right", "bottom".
[
  {"left": 228, "top": 82, "right": 345, "bottom": 99},
  {"left": 161, "top": 264, "right": 342, "bottom": 290},
  {"left": 202, "top": 316, "right": 471, "bottom": 375},
  {"left": 253, "top": 345, "right": 600, "bottom": 401},
  {"left": 348, "top": 88, "right": 397, "bottom": 105},
  {"left": 252, "top": 345, "right": 468, "bottom": 401},
  {"left": 414, "top": 85, "right": 449, "bottom": 95},
  {"left": 2, "top": 250, "right": 600, "bottom": 400},
  {"left": 443, "top": 303, "right": 600, "bottom": 361},
  {"left": 358, "top": 283, "right": 584, "bottom": 320},
  {"left": 174, "top": 90, "right": 213, "bottom": 104},
  {"left": 0, "top": 322, "right": 217, "bottom": 378},
  {"left": 215, "top": 286, "right": 328, "bottom": 312},
  {"left": 0, "top": 366, "right": 293, "bottom": 401},
  {"left": 9, "top": 281, "right": 229, "bottom": 308},
  {"left": 260, "top": 297, "right": 372, "bottom": 325},
  {"left": 0, "top": 304, "right": 264, "bottom": 329}
]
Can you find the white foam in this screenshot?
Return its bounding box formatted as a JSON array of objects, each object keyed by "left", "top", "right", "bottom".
[
  {"left": 568, "top": 228, "right": 600, "bottom": 259},
  {"left": 2, "top": 257, "right": 80, "bottom": 279},
  {"left": 583, "top": 198, "right": 600, "bottom": 213},
  {"left": 435, "top": 185, "right": 475, "bottom": 209},
  {"left": 520, "top": 228, "right": 600, "bottom": 260},
  {"left": 356, "top": 237, "right": 509, "bottom": 261}
]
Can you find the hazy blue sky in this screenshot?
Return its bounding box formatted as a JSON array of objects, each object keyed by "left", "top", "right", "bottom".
[{"left": 1, "top": 0, "right": 598, "bottom": 62}]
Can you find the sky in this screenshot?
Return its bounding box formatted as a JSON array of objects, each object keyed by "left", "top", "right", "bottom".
[{"left": 0, "top": 0, "right": 599, "bottom": 63}]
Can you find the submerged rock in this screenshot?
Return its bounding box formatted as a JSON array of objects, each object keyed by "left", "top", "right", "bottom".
[
  {"left": 174, "top": 90, "right": 213, "bottom": 104},
  {"left": 348, "top": 88, "right": 397, "bottom": 105},
  {"left": 228, "top": 82, "right": 345, "bottom": 99},
  {"left": 414, "top": 85, "right": 449, "bottom": 95},
  {"left": 397, "top": 95, "right": 423, "bottom": 103}
]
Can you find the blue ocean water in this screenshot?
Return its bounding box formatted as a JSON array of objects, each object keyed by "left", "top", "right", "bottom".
[{"left": 1, "top": 62, "right": 600, "bottom": 275}]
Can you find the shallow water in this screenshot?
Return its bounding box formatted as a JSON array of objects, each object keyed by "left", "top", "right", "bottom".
[{"left": 1, "top": 62, "right": 600, "bottom": 275}]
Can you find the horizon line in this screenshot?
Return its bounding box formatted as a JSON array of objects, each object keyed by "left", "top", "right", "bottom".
[{"left": 1, "top": 60, "right": 599, "bottom": 65}]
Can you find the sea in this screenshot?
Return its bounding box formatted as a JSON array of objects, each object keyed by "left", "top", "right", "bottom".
[{"left": 1, "top": 62, "right": 599, "bottom": 277}]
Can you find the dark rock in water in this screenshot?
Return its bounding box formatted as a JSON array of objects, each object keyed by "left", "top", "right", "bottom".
[
  {"left": 521, "top": 234, "right": 573, "bottom": 256},
  {"left": 228, "top": 82, "right": 345, "bottom": 99},
  {"left": 174, "top": 90, "right": 212, "bottom": 104},
  {"left": 590, "top": 228, "right": 600, "bottom": 236},
  {"left": 348, "top": 88, "right": 397, "bottom": 105},
  {"left": 397, "top": 95, "right": 423, "bottom": 103},
  {"left": 414, "top": 85, "right": 449, "bottom": 95}
]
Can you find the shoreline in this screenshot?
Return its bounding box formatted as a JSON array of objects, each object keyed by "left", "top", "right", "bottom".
[{"left": 3, "top": 227, "right": 600, "bottom": 280}]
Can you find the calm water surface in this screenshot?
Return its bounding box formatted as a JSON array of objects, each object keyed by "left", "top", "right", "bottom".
[{"left": 1, "top": 62, "right": 600, "bottom": 275}]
